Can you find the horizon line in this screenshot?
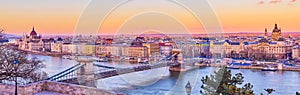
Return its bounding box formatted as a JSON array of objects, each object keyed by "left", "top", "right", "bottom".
[{"left": 5, "top": 32, "right": 300, "bottom": 37}]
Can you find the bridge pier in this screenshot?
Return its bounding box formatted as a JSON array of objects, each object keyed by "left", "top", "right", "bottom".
[
  {"left": 76, "top": 56, "right": 97, "bottom": 87},
  {"left": 169, "top": 49, "right": 186, "bottom": 72}
]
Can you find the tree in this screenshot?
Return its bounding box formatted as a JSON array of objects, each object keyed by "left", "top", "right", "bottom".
[
  {"left": 0, "top": 28, "right": 3, "bottom": 34},
  {"left": 200, "top": 67, "right": 254, "bottom": 95},
  {"left": 0, "top": 46, "right": 47, "bottom": 84},
  {"left": 296, "top": 92, "right": 300, "bottom": 95},
  {"left": 264, "top": 88, "right": 275, "bottom": 95}
]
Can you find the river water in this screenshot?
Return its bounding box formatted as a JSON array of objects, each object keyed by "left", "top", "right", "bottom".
[{"left": 32, "top": 54, "right": 300, "bottom": 95}]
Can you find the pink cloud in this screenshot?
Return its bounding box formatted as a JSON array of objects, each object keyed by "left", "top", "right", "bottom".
[
  {"left": 258, "top": 1, "right": 265, "bottom": 4},
  {"left": 258, "top": 0, "right": 297, "bottom": 5},
  {"left": 288, "top": 0, "right": 296, "bottom": 5},
  {"left": 269, "top": 0, "right": 282, "bottom": 4}
]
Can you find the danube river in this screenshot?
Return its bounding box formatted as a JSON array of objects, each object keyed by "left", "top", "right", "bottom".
[{"left": 32, "top": 54, "right": 300, "bottom": 95}]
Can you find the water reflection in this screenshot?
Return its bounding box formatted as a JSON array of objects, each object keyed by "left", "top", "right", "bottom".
[
  {"left": 112, "top": 67, "right": 300, "bottom": 95},
  {"left": 27, "top": 54, "right": 77, "bottom": 76},
  {"left": 32, "top": 54, "right": 300, "bottom": 95}
]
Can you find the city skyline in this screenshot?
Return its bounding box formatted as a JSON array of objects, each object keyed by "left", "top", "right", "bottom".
[
  {"left": 0, "top": 0, "right": 300, "bottom": 35},
  {"left": 1, "top": 1, "right": 300, "bottom": 95}
]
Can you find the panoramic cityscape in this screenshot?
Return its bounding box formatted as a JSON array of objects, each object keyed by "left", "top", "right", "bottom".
[{"left": 1, "top": 0, "right": 300, "bottom": 95}]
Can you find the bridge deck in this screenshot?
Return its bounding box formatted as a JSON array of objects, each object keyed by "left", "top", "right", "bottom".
[
  {"left": 47, "top": 63, "right": 86, "bottom": 81},
  {"left": 94, "top": 64, "right": 115, "bottom": 69},
  {"left": 47, "top": 53, "right": 204, "bottom": 82}
]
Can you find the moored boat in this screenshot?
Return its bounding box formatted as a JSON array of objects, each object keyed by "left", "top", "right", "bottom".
[
  {"left": 227, "top": 66, "right": 240, "bottom": 69},
  {"left": 261, "top": 66, "right": 277, "bottom": 71},
  {"left": 227, "top": 63, "right": 242, "bottom": 69},
  {"left": 62, "top": 55, "right": 71, "bottom": 59},
  {"left": 94, "top": 57, "right": 108, "bottom": 62},
  {"left": 139, "top": 59, "right": 149, "bottom": 64}
]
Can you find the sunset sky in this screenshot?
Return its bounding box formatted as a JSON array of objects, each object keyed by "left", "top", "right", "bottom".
[{"left": 0, "top": 0, "right": 299, "bottom": 35}]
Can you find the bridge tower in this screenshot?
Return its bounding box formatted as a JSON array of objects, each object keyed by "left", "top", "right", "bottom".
[
  {"left": 76, "top": 56, "right": 96, "bottom": 87},
  {"left": 169, "top": 49, "right": 185, "bottom": 71}
]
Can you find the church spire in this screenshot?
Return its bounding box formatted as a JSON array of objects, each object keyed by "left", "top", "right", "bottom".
[
  {"left": 32, "top": 26, "right": 35, "bottom": 32},
  {"left": 264, "top": 28, "right": 268, "bottom": 38},
  {"left": 265, "top": 28, "right": 267, "bottom": 35},
  {"left": 274, "top": 24, "right": 278, "bottom": 29},
  {"left": 265, "top": 28, "right": 267, "bottom": 32}
]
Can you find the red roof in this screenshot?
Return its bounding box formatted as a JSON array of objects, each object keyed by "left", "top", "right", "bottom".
[{"left": 159, "top": 43, "right": 172, "bottom": 46}]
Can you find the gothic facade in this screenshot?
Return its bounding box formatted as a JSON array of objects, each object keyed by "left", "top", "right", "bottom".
[{"left": 18, "top": 27, "right": 54, "bottom": 51}]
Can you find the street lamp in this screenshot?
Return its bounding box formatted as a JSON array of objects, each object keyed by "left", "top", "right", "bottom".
[
  {"left": 185, "top": 81, "right": 192, "bottom": 95},
  {"left": 13, "top": 59, "right": 19, "bottom": 95}
]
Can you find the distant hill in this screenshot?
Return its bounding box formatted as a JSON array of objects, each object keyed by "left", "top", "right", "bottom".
[{"left": 0, "top": 33, "right": 21, "bottom": 39}]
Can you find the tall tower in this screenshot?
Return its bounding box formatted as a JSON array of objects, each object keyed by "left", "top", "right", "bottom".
[
  {"left": 271, "top": 24, "right": 281, "bottom": 41},
  {"left": 264, "top": 28, "right": 268, "bottom": 38}
]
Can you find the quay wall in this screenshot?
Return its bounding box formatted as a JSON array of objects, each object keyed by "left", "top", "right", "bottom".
[
  {"left": 0, "top": 81, "right": 116, "bottom": 95},
  {"left": 195, "top": 63, "right": 300, "bottom": 71},
  {"left": 0, "top": 81, "right": 45, "bottom": 95}
]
